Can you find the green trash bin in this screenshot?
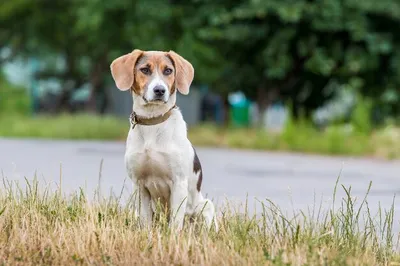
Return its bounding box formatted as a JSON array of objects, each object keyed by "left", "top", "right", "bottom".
[{"left": 228, "top": 92, "right": 250, "bottom": 127}]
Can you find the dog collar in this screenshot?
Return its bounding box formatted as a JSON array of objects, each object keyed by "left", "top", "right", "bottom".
[{"left": 129, "top": 105, "right": 177, "bottom": 129}]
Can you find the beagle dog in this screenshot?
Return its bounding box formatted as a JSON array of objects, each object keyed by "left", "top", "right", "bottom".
[{"left": 110, "top": 49, "right": 218, "bottom": 231}]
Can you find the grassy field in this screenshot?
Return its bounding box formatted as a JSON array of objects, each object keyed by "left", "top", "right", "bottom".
[
  {"left": 188, "top": 122, "right": 400, "bottom": 159},
  {"left": 0, "top": 114, "right": 128, "bottom": 140},
  {"left": 0, "top": 175, "right": 399, "bottom": 265},
  {"left": 1, "top": 113, "right": 399, "bottom": 160}
]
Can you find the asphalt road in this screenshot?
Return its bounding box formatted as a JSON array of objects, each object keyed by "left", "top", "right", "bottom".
[{"left": 1, "top": 138, "right": 399, "bottom": 232}]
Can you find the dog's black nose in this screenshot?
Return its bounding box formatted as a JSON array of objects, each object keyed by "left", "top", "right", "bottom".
[{"left": 154, "top": 86, "right": 166, "bottom": 97}]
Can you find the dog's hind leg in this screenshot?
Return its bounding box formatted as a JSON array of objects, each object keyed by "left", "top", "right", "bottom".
[
  {"left": 194, "top": 192, "right": 218, "bottom": 231},
  {"left": 195, "top": 194, "right": 218, "bottom": 232}
]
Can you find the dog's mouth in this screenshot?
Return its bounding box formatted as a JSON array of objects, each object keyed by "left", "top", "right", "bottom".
[{"left": 142, "top": 96, "right": 167, "bottom": 104}]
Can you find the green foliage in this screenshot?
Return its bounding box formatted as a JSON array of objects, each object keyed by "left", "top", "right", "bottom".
[
  {"left": 193, "top": 0, "right": 400, "bottom": 116},
  {"left": 0, "top": 75, "right": 30, "bottom": 115},
  {"left": 1, "top": 0, "right": 400, "bottom": 117},
  {"left": 350, "top": 94, "right": 373, "bottom": 134}
]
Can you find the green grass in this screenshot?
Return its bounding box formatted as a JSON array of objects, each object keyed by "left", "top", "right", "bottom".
[
  {"left": 1, "top": 113, "right": 399, "bottom": 159},
  {"left": 0, "top": 173, "right": 399, "bottom": 265},
  {"left": 188, "top": 122, "right": 372, "bottom": 156},
  {"left": 187, "top": 122, "right": 400, "bottom": 159},
  {"left": 0, "top": 113, "right": 128, "bottom": 140}
]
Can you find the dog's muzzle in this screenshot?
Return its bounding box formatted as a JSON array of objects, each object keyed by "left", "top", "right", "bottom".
[
  {"left": 144, "top": 84, "right": 169, "bottom": 103},
  {"left": 152, "top": 85, "right": 167, "bottom": 101}
]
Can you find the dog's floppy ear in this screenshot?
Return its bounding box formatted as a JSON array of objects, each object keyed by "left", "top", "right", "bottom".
[
  {"left": 110, "top": 49, "right": 143, "bottom": 91},
  {"left": 167, "top": 50, "right": 194, "bottom": 95}
]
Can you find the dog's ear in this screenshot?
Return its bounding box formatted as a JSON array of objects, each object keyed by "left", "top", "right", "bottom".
[
  {"left": 110, "top": 49, "right": 143, "bottom": 91},
  {"left": 167, "top": 50, "right": 194, "bottom": 95}
]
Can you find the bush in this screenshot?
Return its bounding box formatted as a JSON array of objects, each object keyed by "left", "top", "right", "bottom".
[
  {"left": 0, "top": 75, "right": 30, "bottom": 116},
  {"left": 350, "top": 94, "right": 373, "bottom": 135}
]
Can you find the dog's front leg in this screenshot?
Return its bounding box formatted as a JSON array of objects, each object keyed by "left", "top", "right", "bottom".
[
  {"left": 134, "top": 183, "right": 153, "bottom": 229},
  {"left": 170, "top": 179, "right": 188, "bottom": 231}
]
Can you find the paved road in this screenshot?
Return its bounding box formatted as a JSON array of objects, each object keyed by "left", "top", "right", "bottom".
[{"left": 1, "top": 138, "right": 399, "bottom": 232}]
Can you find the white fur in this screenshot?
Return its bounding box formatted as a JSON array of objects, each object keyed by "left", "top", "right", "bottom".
[
  {"left": 125, "top": 89, "right": 218, "bottom": 231},
  {"left": 145, "top": 73, "right": 169, "bottom": 102}
]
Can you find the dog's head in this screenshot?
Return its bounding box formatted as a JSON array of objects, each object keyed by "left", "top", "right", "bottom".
[{"left": 110, "top": 49, "right": 194, "bottom": 106}]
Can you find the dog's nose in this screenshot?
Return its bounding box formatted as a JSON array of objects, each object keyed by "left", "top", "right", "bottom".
[{"left": 154, "top": 86, "right": 166, "bottom": 97}]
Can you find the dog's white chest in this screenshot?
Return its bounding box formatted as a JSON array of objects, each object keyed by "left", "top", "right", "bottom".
[
  {"left": 131, "top": 148, "right": 173, "bottom": 179},
  {"left": 126, "top": 137, "right": 178, "bottom": 208}
]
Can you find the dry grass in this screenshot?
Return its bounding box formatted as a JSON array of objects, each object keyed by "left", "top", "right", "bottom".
[
  {"left": 0, "top": 175, "right": 399, "bottom": 266},
  {"left": 372, "top": 125, "right": 400, "bottom": 159}
]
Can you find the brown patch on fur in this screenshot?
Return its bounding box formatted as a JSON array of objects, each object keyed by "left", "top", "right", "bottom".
[
  {"left": 110, "top": 49, "right": 143, "bottom": 91},
  {"left": 166, "top": 51, "right": 194, "bottom": 95}
]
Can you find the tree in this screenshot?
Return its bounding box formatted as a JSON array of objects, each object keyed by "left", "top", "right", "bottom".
[
  {"left": 2, "top": 0, "right": 400, "bottom": 120},
  {"left": 191, "top": 0, "right": 400, "bottom": 121},
  {"left": 1, "top": 0, "right": 92, "bottom": 112},
  {"left": 1, "top": 0, "right": 186, "bottom": 113}
]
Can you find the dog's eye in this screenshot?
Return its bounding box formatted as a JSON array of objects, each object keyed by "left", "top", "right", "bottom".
[
  {"left": 140, "top": 68, "right": 151, "bottom": 75},
  {"left": 164, "top": 68, "right": 173, "bottom": 75}
]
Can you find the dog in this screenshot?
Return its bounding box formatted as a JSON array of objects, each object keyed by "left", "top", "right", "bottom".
[{"left": 110, "top": 49, "right": 218, "bottom": 231}]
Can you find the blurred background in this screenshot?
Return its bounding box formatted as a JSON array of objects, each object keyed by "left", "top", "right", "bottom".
[{"left": 1, "top": 0, "right": 399, "bottom": 159}]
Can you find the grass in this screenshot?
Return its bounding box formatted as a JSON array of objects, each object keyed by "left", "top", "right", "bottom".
[
  {"left": 0, "top": 114, "right": 128, "bottom": 140},
  {"left": 2, "top": 113, "right": 399, "bottom": 159},
  {"left": 0, "top": 173, "right": 399, "bottom": 265},
  {"left": 187, "top": 122, "right": 400, "bottom": 159}
]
